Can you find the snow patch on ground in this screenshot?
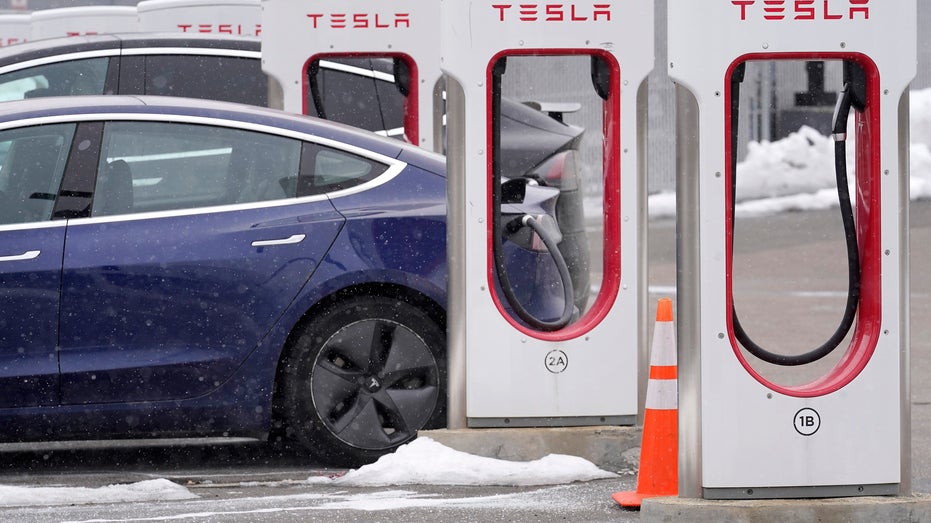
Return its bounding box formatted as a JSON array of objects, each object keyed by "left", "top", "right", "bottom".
[
  {"left": 305, "top": 437, "right": 616, "bottom": 487},
  {"left": 0, "top": 478, "right": 197, "bottom": 508}
]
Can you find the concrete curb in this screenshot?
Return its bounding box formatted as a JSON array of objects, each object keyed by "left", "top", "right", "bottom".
[
  {"left": 418, "top": 426, "right": 642, "bottom": 472},
  {"left": 640, "top": 494, "right": 931, "bottom": 522}
]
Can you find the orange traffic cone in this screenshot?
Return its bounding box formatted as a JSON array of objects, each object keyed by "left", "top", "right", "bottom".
[{"left": 612, "top": 297, "right": 678, "bottom": 508}]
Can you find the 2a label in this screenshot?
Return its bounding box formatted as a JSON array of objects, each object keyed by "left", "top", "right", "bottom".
[{"left": 545, "top": 350, "right": 568, "bottom": 373}]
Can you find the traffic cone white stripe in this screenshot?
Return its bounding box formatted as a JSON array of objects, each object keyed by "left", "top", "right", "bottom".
[
  {"left": 646, "top": 378, "right": 678, "bottom": 410},
  {"left": 644, "top": 300, "right": 678, "bottom": 410},
  {"left": 650, "top": 321, "right": 676, "bottom": 367}
]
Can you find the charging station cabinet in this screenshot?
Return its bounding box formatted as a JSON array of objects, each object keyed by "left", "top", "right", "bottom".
[
  {"left": 138, "top": 0, "right": 261, "bottom": 37},
  {"left": 261, "top": 0, "right": 442, "bottom": 152},
  {"left": 441, "top": 0, "right": 653, "bottom": 427},
  {"left": 0, "top": 13, "right": 28, "bottom": 47},
  {"left": 668, "top": 0, "right": 915, "bottom": 498},
  {"left": 30, "top": 6, "right": 138, "bottom": 40}
]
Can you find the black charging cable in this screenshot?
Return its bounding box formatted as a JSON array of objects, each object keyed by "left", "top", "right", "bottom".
[
  {"left": 730, "top": 69, "right": 861, "bottom": 366},
  {"left": 490, "top": 58, "right": 576, "bottom": 331}
]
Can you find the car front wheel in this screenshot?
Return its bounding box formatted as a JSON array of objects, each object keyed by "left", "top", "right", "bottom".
[{"left": 280, "top": 295, "right": 446, "bottom": 465}]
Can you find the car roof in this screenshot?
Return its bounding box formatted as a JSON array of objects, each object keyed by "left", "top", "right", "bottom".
[
  {"left": 0, "top": 33, "right": 260, "bottom": 68},
  {"left": 0, "top": 95, "right": 411, "bottom": 160}
]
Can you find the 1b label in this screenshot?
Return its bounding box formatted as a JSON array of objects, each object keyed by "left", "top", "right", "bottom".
[{"left": 794, "top": 408, "right": 821, "bottom": 436}]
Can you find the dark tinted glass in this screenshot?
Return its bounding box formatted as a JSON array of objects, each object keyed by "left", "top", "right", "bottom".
[
  {"left": 144, "top": 55, "right": 267, "bottom": 106},
  {"left": 311, "top": 61, "right": 385, "bottom": 132},
  {"left": 374, "top": 77, "right": 406, "bottom": 137}
]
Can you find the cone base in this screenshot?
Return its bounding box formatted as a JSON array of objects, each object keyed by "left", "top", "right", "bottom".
[{"left": 612, "top": 490, "right": 675, "bottom": 508}]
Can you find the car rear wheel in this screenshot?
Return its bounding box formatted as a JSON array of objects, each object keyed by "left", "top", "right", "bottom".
[{"left": 280, "top": 296, "right": 446, "bottom": 465}]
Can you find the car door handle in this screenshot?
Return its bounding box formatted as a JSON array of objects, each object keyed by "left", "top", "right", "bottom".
[
  {"left": 251, "top": 234, "right": 306, "bottom": 247},
  {"left": 0, "top": 250, "right": 40, "bottom": 262}
]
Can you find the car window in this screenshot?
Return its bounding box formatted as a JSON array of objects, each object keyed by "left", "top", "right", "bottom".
[
  {"left": 296, "top": 142, "right": 388, "bottom": 196},
  {"left": 93, "top": 121, "right": 301, "bottom": 216},
  {"left": 0, "top": 58, "right": 109, "bottom": 101},
  {"left": 309, "top": 60, "right": 385, "bottom": 132},
  {"left": 374, "top": 76, "right": 406, "bottom": 138},
  {"left": 0, "top": 123, "right": 76, "bottom": 224},
  {"left": 144, "top": 55, "right": 268, "bottom": 106}
]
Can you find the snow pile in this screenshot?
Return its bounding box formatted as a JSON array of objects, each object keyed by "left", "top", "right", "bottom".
[
  {"left": 0, "top": 478, "right": 197, "bottom": 508},
  {"left": 649, "top": 87, "right": 931, "bottom": 217},
  {"left": 736, "top": 125, "right": 838, "bottom": 201},
  {"left": 309, "top": 437, "right": 616, "bottom": 487}
]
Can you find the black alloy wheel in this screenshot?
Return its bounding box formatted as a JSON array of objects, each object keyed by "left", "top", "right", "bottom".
[{"left": 280, "top": 295, "right": 446, "bottom": 465}]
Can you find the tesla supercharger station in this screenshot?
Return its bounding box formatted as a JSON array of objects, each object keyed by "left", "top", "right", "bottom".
[
  {"left": 260, "top": 0, "right": 441, "bottom": 152},
  {"left": 30, "top": 6, "right": 138, "bottom": 40},
  {"left": 138, "top": 0, "right": 261, "bottom": 37},
  {"left": 441, "top": 1, "right": 652, "bottom": 427},
  {"left": 0, "top": 13, "right": 29, "bottom": 47},
  {"left": 668, "top": 0, "right": 915, "bottom": 498}
]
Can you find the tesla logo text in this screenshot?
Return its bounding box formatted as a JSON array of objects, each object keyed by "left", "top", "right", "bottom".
[
  {"left": 491, "top": 4, "right": 612, "bottom": 22},
  {"left": 731, "top": 0, "right": 869, "bottom": 20},
  {"left": 177, "top": 23, "right": 262, "bottom": 36},
  {"left": 306, "top": 12, "right": 411, "bottom": 29}
]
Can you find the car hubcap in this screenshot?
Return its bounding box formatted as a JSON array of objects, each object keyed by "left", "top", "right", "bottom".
[{"left": 311, "top": 317, "right": 439, "bottom": 450}]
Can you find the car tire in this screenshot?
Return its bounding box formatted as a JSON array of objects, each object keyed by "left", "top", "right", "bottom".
[{"left": 280, "top": 295, "right": 446, "bottom": 466}]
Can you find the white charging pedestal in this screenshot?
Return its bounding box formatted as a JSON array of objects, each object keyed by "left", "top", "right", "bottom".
[
  {"left": 138, "top": 0, "right": 261, "bottom": 37},
  {"left": 441, "top": 0, "right": 653, "bottom": 427},
  {"left": 0, "top": 14, "right": 29, "bottom": 47},
  {"left": 30, "top": 6, "right": 138, "bottom": 40},
  {"left": 669, "top": 0, "right": 915, "bottom": 499}
]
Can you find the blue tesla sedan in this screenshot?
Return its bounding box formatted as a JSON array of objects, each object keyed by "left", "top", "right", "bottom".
[{"left": 0, "top": 96, "right": 569, "bottom": 465}]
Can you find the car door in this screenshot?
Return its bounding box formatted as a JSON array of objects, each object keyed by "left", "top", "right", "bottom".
[
  {"left": 59, "top": 119, "right": 345, "bottom": 405},
  {"left": 0, "top": 122, "right": 77, "bottom": 407}
]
